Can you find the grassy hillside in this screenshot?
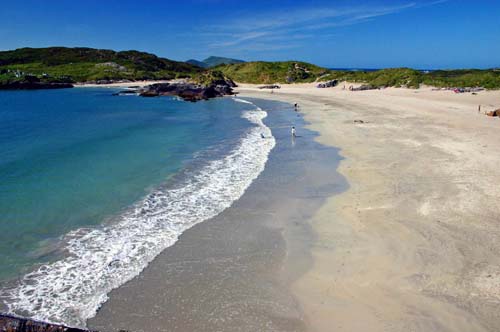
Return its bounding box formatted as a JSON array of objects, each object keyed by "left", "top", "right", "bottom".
[
  {"left": 0, "top": 47, "right": 201, "bottom": 84},
  {"left": 323, "top": 68, "right": 422, "bottom": 88},
  {"left": 216, "top": 61, "right": 328, "bottom": 84},
  {"left": 2, "top": 47, "right": 498, "bottom": 89},
  {"left": 422, "top": 69, "right": 500, "bottom": 89},
  {"left": 323, "top": 68, "right": 500, "bottom": 89}
]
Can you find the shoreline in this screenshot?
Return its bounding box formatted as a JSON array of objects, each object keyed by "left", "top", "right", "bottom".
[
  {"left": 87, "top": 97, "right": 346, "bottom": 331},
  {"left": 237, "top": 84, "right": 500, "bottom": 331},
  {"left": 74, "top": 80, "right": 172, "bottom": 88}
]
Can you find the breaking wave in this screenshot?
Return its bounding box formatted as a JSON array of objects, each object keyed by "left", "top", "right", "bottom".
[{"left": 2, "top": 98, "right": 275, "bottom": 327}]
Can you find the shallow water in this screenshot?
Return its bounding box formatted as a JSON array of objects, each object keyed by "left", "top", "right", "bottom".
[
  {"left": 88, "top": 97, "right": 347, "bottom": 332},
  {"left": 0, "top": 89, "right": 274, "bottom": 326}
]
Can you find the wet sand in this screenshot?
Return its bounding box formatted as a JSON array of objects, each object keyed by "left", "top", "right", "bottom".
[
  {"left": 237, "top": 84, "right": 500, "bottom": 332},
  {"left": 88, "top": 98, "right": 346, "bottom": 332}
]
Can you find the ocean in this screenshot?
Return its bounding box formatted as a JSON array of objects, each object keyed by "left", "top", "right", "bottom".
[{"left": 0, "top": 88, "right": 275, "bottom": 327}]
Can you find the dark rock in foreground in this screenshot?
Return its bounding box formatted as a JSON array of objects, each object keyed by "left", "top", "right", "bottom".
[
  {"left": 138, "top": 78, "right": 236, "bottom": 102},
  {"left": 0, "top": 313, "right": 92, "bottom": 332},
  {"left": 0, "top": 82, "right": 74, "bottom": 90}
]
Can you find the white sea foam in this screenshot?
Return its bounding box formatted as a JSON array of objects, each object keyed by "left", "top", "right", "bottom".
[{"left": 2, "top": 99, "right": 275, "bottom": 327}]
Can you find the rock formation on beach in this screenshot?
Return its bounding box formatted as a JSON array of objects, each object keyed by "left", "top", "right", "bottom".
[
  {"left": 137, "top": 72, "right": 236, "bottom": 101},
  {"left": 0, "top": 81, "right": 74, "bottom": 90},
  {"left": 0, "top": 75, "right": 74, "bottom": 90},
  {"left": 139, "top": 81, "right": 235, "bottom": 101},
  {"left": 0, "top": 313, "right": 92, "bottom": 332}
]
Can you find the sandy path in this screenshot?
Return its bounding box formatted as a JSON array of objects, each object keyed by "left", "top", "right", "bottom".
[{"left": 238, "top": 84, "right": 500, "bottom": 332}]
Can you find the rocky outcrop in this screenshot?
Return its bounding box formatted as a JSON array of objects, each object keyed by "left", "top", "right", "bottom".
[
  {"left": 0, "top": 82, "right": 73, "bottom": 90},
  {"left": 317, "top": 80, "right": 338, "bottom": 88},
  {"left": 258, "top": 84, "right": 281, "bottom": 89},
  {"left": 0, "top": 313, "right": 91, "bottom": 332},
  {"left": 349, "top": 84, "right": 378, "bottom": 91},
  {"left": 486, "top": 109, "right": 500, "bottom": 117},
  {"left": 138, "top": 79, "right": 235, "bottom": 102}
]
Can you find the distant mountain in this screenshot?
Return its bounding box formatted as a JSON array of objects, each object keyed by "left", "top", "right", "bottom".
[
  {"left": 186, "top": 56, "right": 245, "bottom": 68},
  {"left": 0, "top": 47, "right": 201, "bottom": 83},
  {"left": 203, "top": 56, "right": 245, "bottom": 67},
  {"left": 186, "top": 59, "right": 208, "bottom": 68}
]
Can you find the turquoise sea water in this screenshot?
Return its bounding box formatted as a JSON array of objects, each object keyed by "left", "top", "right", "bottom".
[{"left": 0, "top": 88, "right": 274, "bottom": 325}]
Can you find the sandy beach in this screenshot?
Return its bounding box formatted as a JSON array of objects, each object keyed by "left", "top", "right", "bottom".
[
  {"left": 88, "top": 98, "right": 346, "bottom": 332},
  {"left": 237, "top": 83, "right": 500, "bottom": 332}
]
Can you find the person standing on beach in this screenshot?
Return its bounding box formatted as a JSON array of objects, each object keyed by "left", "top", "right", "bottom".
[
  {"left": 291, "top": 126, "right": 296, "bottom": 137},
  {"left": 294, "top": 103, "right": 299, "bottom": 111}
]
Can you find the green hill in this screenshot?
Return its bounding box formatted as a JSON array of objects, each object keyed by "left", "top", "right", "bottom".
[
  {"left": 2, "top": 47, "right": 498, "bottom": 89},
  {"left": 323, "top": 68, "right": 423, "bottom": 88},
  {"left": 323, "top": 68, "right": 500, "bottom": 89},
  {"left": 0, "top": 47, "right": 201, "bottom": 84},
  {"left": 216, "top": 61, "right": 329, "bottom": 84},
  {"left": 422, "top": 69, "right": 500, "bottom": 89}
]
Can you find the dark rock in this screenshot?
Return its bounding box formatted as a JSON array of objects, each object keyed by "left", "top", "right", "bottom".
[
  {"left": 258, "top": 84, "right": 281, "bottom": 89},
  {"left": 317, "top": 80, "right": 338, "bottom": 88},
  {"left": 112, "top": 90, "right": 138, "bottom": 96},
  {"left": 139, "top": 79, "right": 235, "bottom": 102},
  {"left": 351, "top": 84, "right": 377, "bottom": 91},
  {"left": 486, "top": 109, "right": 500, "bottom": 117},
  {"left": 0, "top": 81, "right": 74, "bottom": 90},
  {"left": 0, "top": 313, "right": 93, "bottom": 332}
]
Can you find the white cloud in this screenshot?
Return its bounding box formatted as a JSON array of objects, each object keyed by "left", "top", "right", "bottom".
[{"left": 199, "top": 1, "right": 446, "bottom": 52}]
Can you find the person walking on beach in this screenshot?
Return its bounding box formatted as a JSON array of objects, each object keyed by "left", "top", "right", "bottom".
[
  {"left": 294, "top": 103, "right": 299, "bottom": 111},
  {"left": 291, "top": 126, "right": 296, "bottom": 138}
]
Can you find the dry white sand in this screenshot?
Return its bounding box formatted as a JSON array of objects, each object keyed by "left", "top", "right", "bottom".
[{"left": 238, "top": 83, "right": 500, "bottom": 332}]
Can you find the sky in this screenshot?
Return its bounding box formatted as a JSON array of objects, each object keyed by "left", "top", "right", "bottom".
[{"left": 1, "top": 0, "right": 499, "bottom": 69}]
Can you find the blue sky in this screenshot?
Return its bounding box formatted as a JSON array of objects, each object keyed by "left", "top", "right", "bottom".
[{"left": 1, "top": 0, "right": 499, "bottom": 69}]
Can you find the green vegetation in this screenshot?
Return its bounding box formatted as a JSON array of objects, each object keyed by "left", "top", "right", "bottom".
[
  {"left": 191, "top": 70, "right": 232, "bottom": 86},
  {"left": 0, "top": 47, "right": 201, "bottom": 84},
  {"left": 216, "top": 61, "right": 329, "bottom": 84},
  {"left": 1, "top": 47, "right": 499, "bottom": 89},
  {"left": 323, "top": 68, "right": 500, "bottom": 89},
  {"left": 421, "top": 69, "right": 500, "bottom": 89},
  {"left": 323, "top": 68, "right": 422, "bottom": 88}
]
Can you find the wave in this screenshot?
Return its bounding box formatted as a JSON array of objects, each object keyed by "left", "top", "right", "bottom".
[{"left": 2, "top": 98, "right": 275, "bottom": 327}]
